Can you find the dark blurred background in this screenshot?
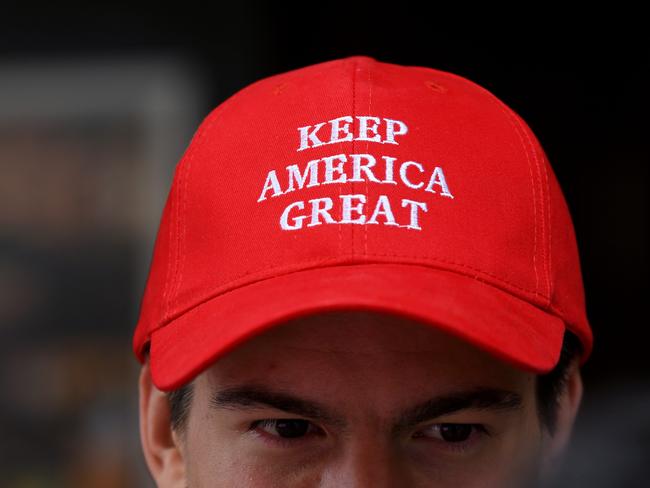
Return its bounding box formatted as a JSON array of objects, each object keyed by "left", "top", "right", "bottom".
[{"left": 1, "top": 4, "right": 647, "bottom": 487}]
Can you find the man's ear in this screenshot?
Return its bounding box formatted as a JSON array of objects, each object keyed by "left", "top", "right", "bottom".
[
  {"left": 541, "top": 357, "right": 584, "bottom": 474},
  {"left": 139, "top": 360, "right": 187, "bottom": 487}
]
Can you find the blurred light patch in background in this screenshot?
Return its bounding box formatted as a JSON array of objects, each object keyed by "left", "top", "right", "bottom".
[{"left": 0, "top": 54, "right": 206, "bottom": 487}]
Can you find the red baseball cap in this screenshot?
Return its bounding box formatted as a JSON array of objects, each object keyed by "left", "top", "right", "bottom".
[{"left": 132, "top": 55, "right": 593, "bottom": 391}]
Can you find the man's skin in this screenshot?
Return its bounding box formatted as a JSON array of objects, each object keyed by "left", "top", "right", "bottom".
[{"left": 139, "top": 309, "right": 583, "bottom": 487}]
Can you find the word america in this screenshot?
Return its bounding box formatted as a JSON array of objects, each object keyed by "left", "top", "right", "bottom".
[{"left": 257, "top": 153, "right": 454, "bottom": 231}]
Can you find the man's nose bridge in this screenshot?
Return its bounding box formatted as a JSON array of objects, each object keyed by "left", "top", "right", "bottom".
[{"left": 323, "top": 438, "right": 409, "bottom": 488}]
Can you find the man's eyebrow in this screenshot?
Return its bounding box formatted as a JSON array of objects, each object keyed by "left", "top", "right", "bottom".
[
  {"left": 208, "top": 384, "right": 348, "bottom": 428},
  {"left": 392, "top": 387, "right": 523, "bottom": 435},
  {"left": 208, "top": 384, "right": 522, "bottom": 433}
]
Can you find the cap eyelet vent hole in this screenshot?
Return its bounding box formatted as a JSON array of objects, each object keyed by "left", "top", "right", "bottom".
[
  {"left": 273, "top": 82, "right": 287, "bottom": 95},
  {"left": 425, "top": 80, "right": 446, "bottom": 93}
]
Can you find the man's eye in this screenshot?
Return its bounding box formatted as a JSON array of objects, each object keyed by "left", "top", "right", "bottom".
[
  {"left": 415, "top": 423, "right": 487, "bottom": 443},
  {"left": 251, "top": 418, "right": 321, "bottom": 440}
]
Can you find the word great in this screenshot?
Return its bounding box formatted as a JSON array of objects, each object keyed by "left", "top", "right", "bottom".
[{"left": 280, "top": 194, "right": 428, "bottom": 230}]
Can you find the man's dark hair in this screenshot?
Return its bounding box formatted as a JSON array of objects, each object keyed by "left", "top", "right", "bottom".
[
  {"left": 535, "top": 328, "right": 584, "bottom": 435},
  {"left": 150, "top": 327, "right": 583, "bottom": 439}
]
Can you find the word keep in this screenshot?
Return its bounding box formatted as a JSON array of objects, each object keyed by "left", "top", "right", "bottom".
[{"left": 298, "top": 115, "right": 408, "bottom": 151}]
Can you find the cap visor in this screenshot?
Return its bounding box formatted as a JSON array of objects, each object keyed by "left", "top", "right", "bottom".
[{"left": 150, "top": 263, "right": 565, "bottom": 391}]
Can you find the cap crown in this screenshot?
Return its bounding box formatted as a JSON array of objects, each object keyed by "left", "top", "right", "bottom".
[{"left": 133, "top": 56, "right": 592, "bottom": 366}]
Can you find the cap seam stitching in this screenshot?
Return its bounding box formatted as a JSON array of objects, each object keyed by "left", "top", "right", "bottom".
[
  {"left": 149, "top": 258, "right": 564, "bottom": 339},
  {"left": 482, "top": 94, "right": 541, "bottom": 297},
  {"left": 165, "top": 92, "right": 248, "bottom": 320},
  {"left": 427, "top": 69, "right": 554, "bottom": 301},
  {"left": 146, "top": 78, "right": 310, "bottom": 348},
  {"left": 166, "top": 129, "right": 195, "bottom": 321},
  {"left": 542, "top": 150, "right": 553, "bottom": 305},
  {"left": 364, "top": 59, "right": 373, "bottom": 257},
  {"left": 512, "top": 112, "right": 552, "bottom": 301},
  {"left": 160, "top": 169, "right": 175, "bottom": 322},
  {"left": 164, "top": 160, "right": 185, "bottom": 322},
  {"left": 149, "top": 253, "right": 552, "bottom": 336},
  {"left": 349, "top": 57, "right": 357, "bottom": 255}
]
